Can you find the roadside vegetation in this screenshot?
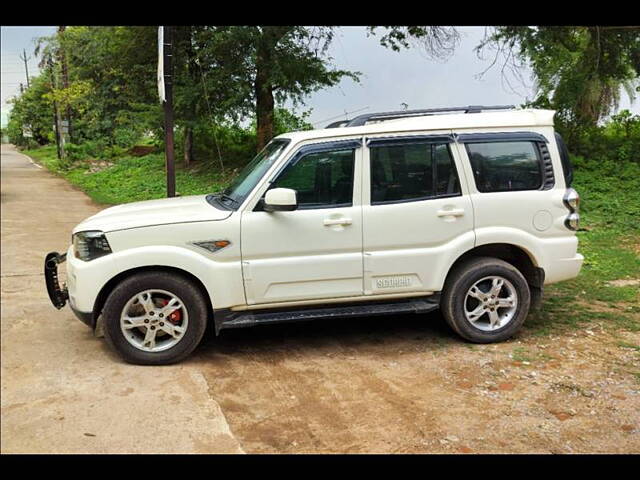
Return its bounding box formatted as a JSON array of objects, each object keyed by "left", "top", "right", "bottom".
[{"left": 20, "top": 109, "right": 310, "bottom": 204}]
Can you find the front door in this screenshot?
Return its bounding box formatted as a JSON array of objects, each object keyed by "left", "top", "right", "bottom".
[{"left": 240, "top": 141, "right": 363, "bottom": 305}]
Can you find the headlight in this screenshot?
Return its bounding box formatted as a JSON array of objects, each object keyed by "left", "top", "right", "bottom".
[{"left": 73, "top": 231, "right": 112, "bottom": 261}]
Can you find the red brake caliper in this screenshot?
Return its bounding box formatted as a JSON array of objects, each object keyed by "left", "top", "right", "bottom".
[{"left": 159, "top": 298, "right": 182, "bottom": 324}]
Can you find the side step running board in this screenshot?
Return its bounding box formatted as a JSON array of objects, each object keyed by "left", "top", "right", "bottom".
[{"left": 214, "top": 297, "right": 439, "bottom": 334}]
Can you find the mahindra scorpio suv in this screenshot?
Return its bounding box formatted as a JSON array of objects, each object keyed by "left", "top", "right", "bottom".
[{"left": 45, "top": 105, "right": 583, "bottom": 364}]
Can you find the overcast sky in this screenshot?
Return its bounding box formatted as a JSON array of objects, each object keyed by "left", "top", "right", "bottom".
[{"left": 2, "top": 26, "right": 638, "bottom": 128}]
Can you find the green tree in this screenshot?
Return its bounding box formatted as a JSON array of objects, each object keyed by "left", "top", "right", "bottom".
[
  {"left": 37, "top": 26, "right": 162, "bottom": 147},
  {"left": 6, "top": 72, "right": 55, "bottom": 146},
  {"left": 476, "top": 26, "right": 640, "bottom": 143},
  {"left": 194, "top": 26, "right": 359, "bottom": 151}
]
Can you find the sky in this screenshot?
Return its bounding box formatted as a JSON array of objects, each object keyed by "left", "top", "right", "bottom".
[
  {"left": 1, "top": 26, "right": 56, "bottom": 127},
  {"left": 2, "top": 26, "right": 638, "bottom": 129}
]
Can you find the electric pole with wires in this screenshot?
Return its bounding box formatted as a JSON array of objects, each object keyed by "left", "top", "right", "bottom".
[{"left": 19, "top": 49, "right": 30, "bottom": 88}]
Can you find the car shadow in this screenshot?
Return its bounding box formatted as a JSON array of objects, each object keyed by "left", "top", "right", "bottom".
[{"left": 193, "top": 309, "right": 460, "bottom": 360}]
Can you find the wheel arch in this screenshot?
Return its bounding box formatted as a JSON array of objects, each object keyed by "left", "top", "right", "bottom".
[
  {"left": 92, "top": 266, "right": 214, "bottom": 330},
  {"left": 445, "top": 243, "right": 545, "bottom": 290}
]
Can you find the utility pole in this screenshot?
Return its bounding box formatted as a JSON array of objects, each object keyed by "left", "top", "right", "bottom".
[
  {"left": 57, "top": 26, "right": 72, "bottom": 142},
  {"left": 49, "top": 59, "right": 65, "bottom": 161},
  {"left": 19, "top": 49, "right": 30, "bottom": 88},
  {"left": 160, "top": 26, "right": 176, "bottom": 197}
]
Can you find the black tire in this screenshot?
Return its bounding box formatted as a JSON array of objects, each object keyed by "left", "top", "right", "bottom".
[
  {"left": 102, "top": 271, "right": 208, "bottom": 365},
  {"left": 441, "top": 257, "right": 531, "bottom": 343}
]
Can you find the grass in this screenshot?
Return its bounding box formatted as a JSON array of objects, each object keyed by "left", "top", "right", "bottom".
[
  {"left": 23, "top": 145, "right": 640, "bottom": 339},
  {"left": 525, "top": 161, "right": 640, "bottom": 337},
  {"left": 511, "top": 347, "right": 534, "bottom": 363},
  {"left": 23, "top": 145, "right": 234, "bottom": 205},
  {"left": 617, "top": 341, "right": 640, "bottom": 352}
]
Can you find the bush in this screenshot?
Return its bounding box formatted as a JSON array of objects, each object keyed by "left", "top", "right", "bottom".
[
  {"left": 571, "top": 154, "right": 640, "bottom": 233},
  {"left": 563, "top": 110, "right": 640, "bottom": 165}
]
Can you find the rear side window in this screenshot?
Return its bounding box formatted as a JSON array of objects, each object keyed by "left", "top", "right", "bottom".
[
  {"left": 466, "top": 141, "right": 543, "bottom": 192},
  {"left": 370, "top": 143, "right": 460, "bottom": 204}
]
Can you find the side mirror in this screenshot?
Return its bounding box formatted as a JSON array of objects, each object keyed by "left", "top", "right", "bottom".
[{"left": 264, "top": 188, "right": 297, "bottom": 212}]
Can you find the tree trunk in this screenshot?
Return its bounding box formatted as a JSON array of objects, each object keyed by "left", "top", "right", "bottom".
[
  {"left": 254, "top": 27, "right": 291, "bottom": 152},
  {"left": 255, "top": 43, "right": 274, "bottom": 151},
  {"left": 183, "top": 126, "right": 193, "bottom": 167}
]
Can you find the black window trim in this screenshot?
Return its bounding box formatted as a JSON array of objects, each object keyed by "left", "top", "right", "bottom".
[
  {"left": 368, "top": 140, "right": 462, "bottom": 206},
  {"left": 456, "top": 131, "right": 548, "bottom": 144},
  {"left": 258, "top": 139, "right": 361, "bottom": 212},
  {"left": 371, "top": 191, "right": 462, "bottom": 206},
  {"left": 464, "top": 139, "right": 549, "bottom": 193},
  {"left": 366, "top": 133, "right": 455, "bottom": 147}
]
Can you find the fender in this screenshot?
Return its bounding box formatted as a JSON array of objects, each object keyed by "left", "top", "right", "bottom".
[
  {"left": 474, "top": 227, "right": 543, "bottom": 266},
  {"left": 67, "top": 245, "right": 245, "bottom": 314}
]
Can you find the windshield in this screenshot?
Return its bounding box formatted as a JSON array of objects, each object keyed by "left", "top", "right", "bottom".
[{"left": 220, "top": 138, "right": 291, "bottom": 208}]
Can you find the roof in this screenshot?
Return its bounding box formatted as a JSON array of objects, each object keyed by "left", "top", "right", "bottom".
[{"left": 278, "top": 109, "right": 556, "bottom": 144}]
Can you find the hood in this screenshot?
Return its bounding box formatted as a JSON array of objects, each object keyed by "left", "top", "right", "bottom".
[{"left": 73, "top": 195, "right": 232, "bottom": 234}]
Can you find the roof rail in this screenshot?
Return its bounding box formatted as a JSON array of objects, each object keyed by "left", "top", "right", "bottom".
[
  {"left": 327, "top": 105, "right": 516, "bottom": 128},
  {"left": 325, "top": 119, "right": 351, "bottom": 128}
]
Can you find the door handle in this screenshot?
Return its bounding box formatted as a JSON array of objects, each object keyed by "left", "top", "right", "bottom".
[
  {"left": 437, "top": 208, "right": 465, "bottom": 217},
  {"left": 324, "top": 217, "right": 352, "bottom": 226}
]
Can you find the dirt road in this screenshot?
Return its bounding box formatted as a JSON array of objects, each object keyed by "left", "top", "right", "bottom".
[
  {"left": 1, "top": 144, "right": 638, "bottom": 453},
  {"left": 0, "top": 145, "right": 242, "bottom": 453}
]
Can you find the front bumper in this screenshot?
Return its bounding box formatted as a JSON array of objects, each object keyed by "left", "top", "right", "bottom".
[{"left": 45, "top": 251, "right": 94, "bottom": 328}]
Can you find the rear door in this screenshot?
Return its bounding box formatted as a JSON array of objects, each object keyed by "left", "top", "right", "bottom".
[
  {"left": 453, "top": 130, "right": 569, "bottom": 264},
  {"left": 361, "top": 134, "right": 475, "bottom": 295}
]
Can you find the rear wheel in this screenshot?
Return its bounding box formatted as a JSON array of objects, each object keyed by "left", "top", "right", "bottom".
[
  {"left": 102, "top": 272, "right": 208, "bottom": 365},
  {"left": 441, "top": 257, "right": 530, "bottom": 343}
]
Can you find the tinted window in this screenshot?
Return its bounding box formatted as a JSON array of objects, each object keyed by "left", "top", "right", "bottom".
[
  {"left": 434, "top": 144, "right": 460, "bottom": 196},
  {"left": 223, "top": 139, "right": 290, "bottom": 207},
  {"left": 555, "top": 132, "right": 573, "bottom": 187},
  {"left": 466, "top": 142, "right": 542, "bottom": 192},
  {"left": 370, "top": 143, "right": 459, "bottom": 204},
  {"left": 270, "top": 148, "right": 355, "bottom": 208}
]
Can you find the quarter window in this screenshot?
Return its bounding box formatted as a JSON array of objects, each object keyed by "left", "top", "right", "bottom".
[
  {"left": 466, "top": 141, "right": 543, "bottom": 192},
  {"left": 269, "top": 148, "right": 355, "bottom": 209},
  {"left": 370, "top": 143, "right": 460, "bottom": 204}
]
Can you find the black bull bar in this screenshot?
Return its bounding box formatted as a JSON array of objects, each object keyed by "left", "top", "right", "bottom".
[{"left": 45, "top": 251, "right": 69, "bottom": 309}]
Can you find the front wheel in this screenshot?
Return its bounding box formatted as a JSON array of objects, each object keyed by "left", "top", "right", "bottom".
[
  {"left": 441, "top": 257, "right": 531, "bottom": 343},
  {"left": 102, "top": 271, "right": 208, "bottom": 365}
]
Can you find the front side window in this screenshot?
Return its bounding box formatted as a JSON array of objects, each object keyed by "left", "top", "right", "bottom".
[
  {"left": 269, "top": 148, "right": 355, "bottom": 209},
  {"left": 466, "top": 141, "right": 543, "bottom": 192},
  {"left": 222, "top": 138, "right": 290, "bottom": 207},
  {"left": 370, "top": 142, "right": 460, "bottom": 204}
]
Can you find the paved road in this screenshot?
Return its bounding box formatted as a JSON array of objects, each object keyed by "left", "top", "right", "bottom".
[{"left": 0, "top": 144, "right": 243, "bottom": 453}]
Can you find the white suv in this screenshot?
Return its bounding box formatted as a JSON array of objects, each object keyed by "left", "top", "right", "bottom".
[{"left": 45, "top": 105, "right": 583, "bottom": 365}]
